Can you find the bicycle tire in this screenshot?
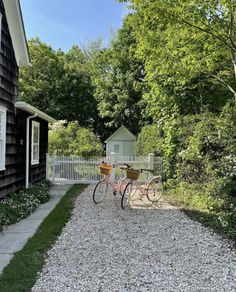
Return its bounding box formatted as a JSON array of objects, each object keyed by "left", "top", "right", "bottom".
[
  {"left": 147, "top": 176, "right": 163, "bottom": 202},
  {"left": 118, "top": 176, "right": 129, "bottom": 196},
  {"left": 93, "top": 180, "right": 108, "bottom": 204},
  {"left": 121, "top": 182, "right": 133, "bottom": 209}
]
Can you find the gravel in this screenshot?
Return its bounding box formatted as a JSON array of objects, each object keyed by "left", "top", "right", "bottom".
[{"left": 32, "top": 184, "right": 236, "bottom": 292}]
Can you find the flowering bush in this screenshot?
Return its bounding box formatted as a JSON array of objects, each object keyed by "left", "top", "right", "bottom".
[{"left": 0, "top": 180, "right": 52, "bottom": 232}]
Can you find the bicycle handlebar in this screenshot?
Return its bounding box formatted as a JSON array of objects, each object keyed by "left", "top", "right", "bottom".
[
  {"left": 120, "top": 163, "right": 132, "bottom": 170},
  {"left": 137, "top": 168, "right": 153, "bottom": 173}
]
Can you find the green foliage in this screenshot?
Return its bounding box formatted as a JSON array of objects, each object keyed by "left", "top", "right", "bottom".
[
  {"left": 121, "top": 0, "right": 235, "bottom": 126},
  {"left": 166, "top": 179, "right": 236, "bottom": 240},
  {"left": 176, "top": 104, "right": 236, "bottom": 186},
  {"left": 0, "top": 180, "right": 52, "bottom": 231},
  {"left": 90, "top": 16, "right": 146, "bottom": 135},
  {"left": 134, "top": 124, "right": 164, "bottom": 156},
  {"left": 19, "top": 38, "right": 64, "bottom": 117},
  {"left": 56, "top": 45, "right": 100, "bottom": 127},
  {"left": 48, "top": 121, "right": 103, "bottom": 157},
  {"left": 19, "top": 38, "right": 102, "bottom": 131}
]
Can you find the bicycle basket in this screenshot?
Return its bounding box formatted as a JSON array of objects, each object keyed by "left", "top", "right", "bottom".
[
  {"left": 99, "top": 164, "right": 112, "bottom": 175},
  {"left": 126, "top": 169, "right": 140, "bottom": 180}
]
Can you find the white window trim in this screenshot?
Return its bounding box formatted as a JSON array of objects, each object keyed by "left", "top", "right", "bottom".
[
  {"left": 0, "top": 106, "right": 6, "bottom": 171},
  {"left": 31, "top": 121, "right": 40, "bottom": 165}
]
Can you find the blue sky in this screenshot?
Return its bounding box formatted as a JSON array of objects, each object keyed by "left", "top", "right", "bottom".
[{"left": 20, "top": 0, "right": 127, "bottom": 52}]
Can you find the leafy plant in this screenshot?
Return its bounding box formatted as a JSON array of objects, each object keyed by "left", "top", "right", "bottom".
[
  {"left": 0, "top": 180, "right": 52, "bottom": 232},
  {"left": 48, "top": 121, "right": 103, "bottom": 157}
]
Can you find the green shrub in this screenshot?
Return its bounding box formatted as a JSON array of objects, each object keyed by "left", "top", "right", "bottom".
[
  {"left": 0, "top": 180, "right": 52, "bottom": 231},
  {"left": 49, "top": 120, "right": 103, "bottom": 157},
  {"left": 138, "top": 102, "right": 236, "bottom": 239},
  {"left": 134, "top": 124, "right": 165, "bottom": 156}
]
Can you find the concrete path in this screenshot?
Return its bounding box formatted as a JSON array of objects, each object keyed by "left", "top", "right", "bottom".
[{"left": 0, "top": 184, "right": 71, "bottom": 274}]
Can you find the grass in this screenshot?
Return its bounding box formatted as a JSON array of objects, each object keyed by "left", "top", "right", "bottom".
[{"left": 0, "top": 184, "right": 87, "bottom": 292}]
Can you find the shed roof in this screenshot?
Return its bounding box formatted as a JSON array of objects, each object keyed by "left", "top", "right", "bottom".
[
  {"left": 105, "top": 126, "right": 136, "bottom": 143},
  {"left": 3, "top": 0, "right": 30, "bottom": 66}
]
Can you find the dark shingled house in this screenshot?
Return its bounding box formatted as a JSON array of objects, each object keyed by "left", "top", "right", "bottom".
[{"left": 0, "top": 0, "right": 55, "bottom": 198}]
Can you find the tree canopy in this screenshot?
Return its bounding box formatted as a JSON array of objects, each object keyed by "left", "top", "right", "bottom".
[
  {"left": 48, "top": 121, "right": 103, "bottom": 157},
  {"left": 119, "top": 0, "right": 235, "bottom": 123},
  {"left": 90, "top": 16, "right": 147, "bottom": 135},
  {"left": 19, "top": 38, "right": 101, "bottom": 130}
]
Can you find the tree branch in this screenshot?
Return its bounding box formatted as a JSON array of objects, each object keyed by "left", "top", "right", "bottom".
[
  {"left": 210, "top": 73, "right": 236, "bottom": 102},
  {"left": 159, "top": 7, "right": 234, "bottom": 51}
]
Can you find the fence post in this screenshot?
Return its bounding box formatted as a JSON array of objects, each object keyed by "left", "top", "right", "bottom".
[
  {"left": 148, "top": 153, "right": 155, "bottom": 171},
  {"left": 46, "top": 153, "right": 49, "bottom": 180},
  {"left": 109, "top": 152, "right": 117, "bottom": 182},
  {"left": 52, "top": 155, "right": 55, "bottom": 183}
]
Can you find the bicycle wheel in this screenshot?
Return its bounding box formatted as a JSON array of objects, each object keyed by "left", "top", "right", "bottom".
[
  {"left": 93, "top": 180, "right": 108, "bottom": 204},
  {"left": 147, "top": 176, "right": 163, "bottom": 202},
  {"left": 118, "top": 176, "right": 129, "bottom": 196},
  {"left": 121, "top": 182, "right": 133, "bottom": 209}
]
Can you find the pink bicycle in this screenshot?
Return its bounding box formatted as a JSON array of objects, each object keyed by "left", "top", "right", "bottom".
[
  {"left": 121, "top": 168, "right": 163, "bottom": 209},
  {"left": 93, "top": 163, "right": 131, "bottom": 204}
]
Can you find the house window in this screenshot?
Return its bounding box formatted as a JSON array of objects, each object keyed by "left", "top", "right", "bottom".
[
  {"left": 0, "top": 107, "right": 6, "bottom": 171},
  {"left": 114, "top": 144, "right": 120, "bottom": 152},
  {"left": 31, "top": 121, "right": 40, "bottom": 165}
]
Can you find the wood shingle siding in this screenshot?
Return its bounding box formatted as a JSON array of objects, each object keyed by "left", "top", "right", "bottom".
[
  {"left": 0, "top": 0, "right": 52, "bottom": 198},
  {"left": 0, "top": 0, "right": 21, "bottom": 197}
]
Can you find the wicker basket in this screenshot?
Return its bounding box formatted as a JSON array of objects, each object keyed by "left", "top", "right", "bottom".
[
  {"left": 126, "top": 169, "right": 140, "bottom": 180},
  {"left": 99, "top": 164, "right": 112, "bottom": 175}
]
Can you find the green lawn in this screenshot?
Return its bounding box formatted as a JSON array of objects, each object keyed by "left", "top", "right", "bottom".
[{"left": 0, "top": 184, "right": 87, "bottom": 292}]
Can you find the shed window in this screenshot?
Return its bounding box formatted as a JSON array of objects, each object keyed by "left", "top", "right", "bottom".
[
  {"left": 31, "top": 121, "right": 40, "bottom": 165},
  {"left": 0, "top": 107, "right": 6, "bottom": 171},
  {"left": 114, "top": 144, "right": 120, "bottom": 152}
]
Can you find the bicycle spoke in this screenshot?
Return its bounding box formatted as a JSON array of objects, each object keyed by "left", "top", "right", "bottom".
[
  {"left": 93, "top": 180, "right": 108, "bottom": 204},
  {"left": 147, "top": 177, "right": 163, "bottom": 202}
]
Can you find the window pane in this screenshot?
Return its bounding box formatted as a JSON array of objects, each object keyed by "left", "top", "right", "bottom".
[
  {"left": 114, "top": 144, "right": 119, "bottom": 152},
  {"left": 0, "top": 140, "right": 2, "bottom": 163},
  {"left": 33, "top": 145, "right": 39, "bottom": 161},
  {"left": 0, "top": 112, "right": 2, "bottom": 138},
  {"left": 33, "top": 125, "right": 39, "bottom": 143}
]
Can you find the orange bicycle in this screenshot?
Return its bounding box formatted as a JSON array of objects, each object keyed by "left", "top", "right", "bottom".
[
  {"left": 121, "top": 168, "right": 163, "bottom": 209},
  {"left": 93, "top": 162, "right": 131, "bottom": 204}
]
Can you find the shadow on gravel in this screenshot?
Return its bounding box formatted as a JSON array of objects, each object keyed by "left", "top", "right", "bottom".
[
  {"left": 129, "top": 192, "right": 177, "bottom": 210},
  {"left": 180, "top": 208, "right": 236, "bottom": 248}
]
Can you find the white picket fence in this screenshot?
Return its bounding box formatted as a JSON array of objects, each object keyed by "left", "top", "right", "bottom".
[{"left": 46, "top": 153, "right": 164, "bottom": 184}]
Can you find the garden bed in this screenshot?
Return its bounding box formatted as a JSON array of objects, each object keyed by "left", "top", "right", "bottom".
[{"left": 0, "top": 180, "right": 52, "bottom": 232}]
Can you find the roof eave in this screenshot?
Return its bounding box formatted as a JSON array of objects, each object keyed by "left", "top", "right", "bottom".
[
  {"left": 3, "top": 0, "right": 30, "bottom": 66},
  {"left": 15, "top": 101, "right": 56, "bottom": 123},
  {"left": 105, "top": 126, "right": 136, "bottom": 142}
]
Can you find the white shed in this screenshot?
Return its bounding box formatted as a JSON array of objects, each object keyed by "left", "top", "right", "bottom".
[{"left": 105, "top": 126, "right": 136, "bottom": 157}]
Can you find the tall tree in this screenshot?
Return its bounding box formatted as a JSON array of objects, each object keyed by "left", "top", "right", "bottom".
[
  {"left": 90, "top": 15, "right": 146, "bottom": 135},
  {"left": 119, "top": 0, "right": 236, "bottom": 122},
  {"left": 56, "top": 45, "right": 99, "bottom": 128},
  {"left": 19, "top": 39, "right": 102, "bottom": 131},
  {"left": 19, "top": 38, "right": 64, "bottom": 116}
]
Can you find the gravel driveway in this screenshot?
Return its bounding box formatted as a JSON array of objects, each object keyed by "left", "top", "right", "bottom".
[{"left": 32, "top": 185, "right": 236, "bottom": 292}]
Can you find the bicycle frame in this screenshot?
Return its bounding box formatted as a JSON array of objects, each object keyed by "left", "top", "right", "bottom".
[
  {"left": 127, "top": 179, "right": 148, "bottom": 198},
  {"left": 101, "top": 169, "right": 128, "bottom": 195}
]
